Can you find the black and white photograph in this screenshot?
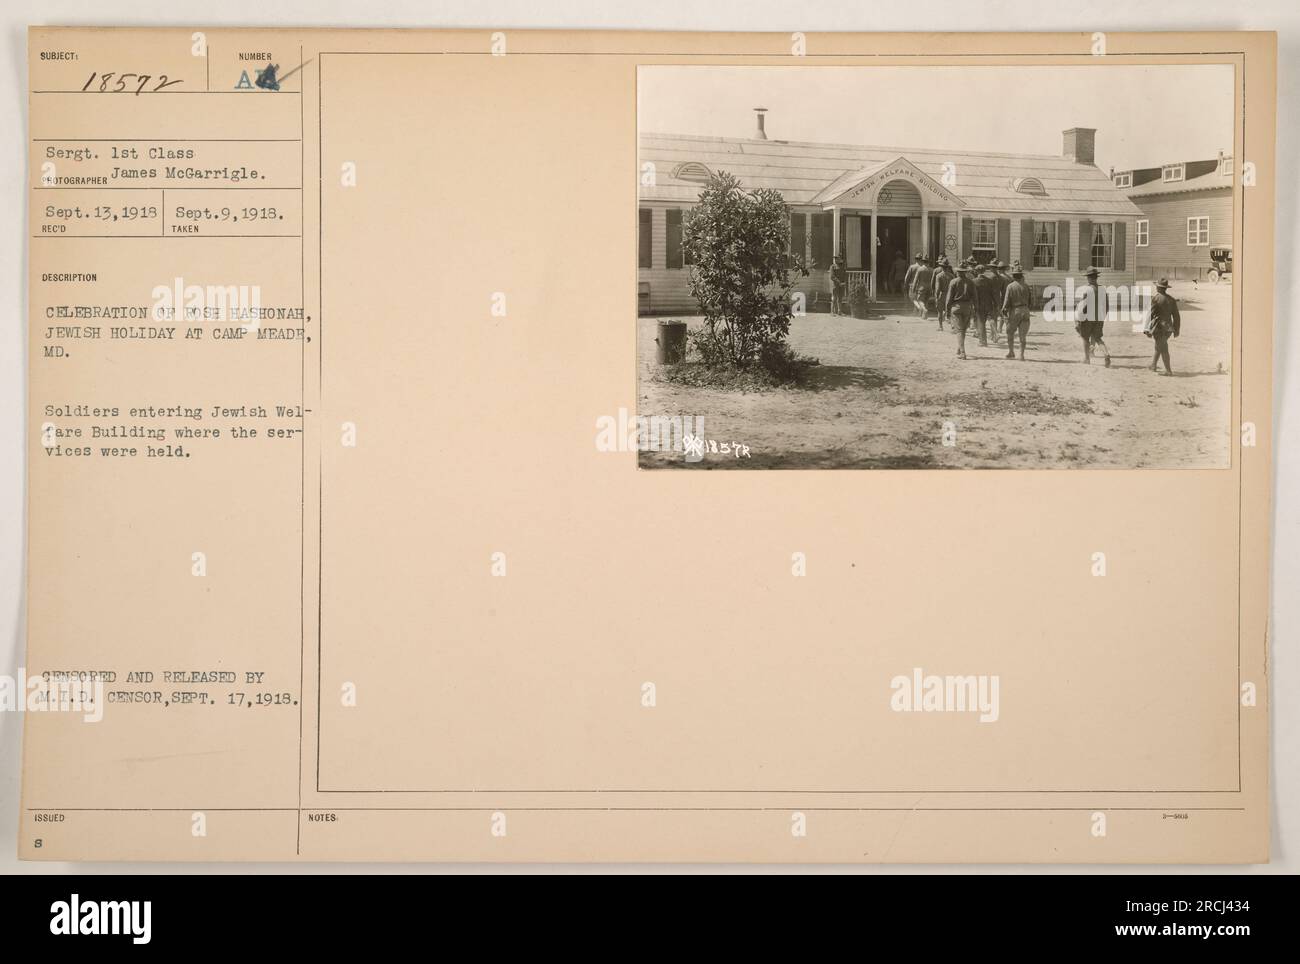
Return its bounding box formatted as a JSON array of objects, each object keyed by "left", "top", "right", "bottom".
[{"left": 637, "top": 64, "right": 1236, "bottom": 469}]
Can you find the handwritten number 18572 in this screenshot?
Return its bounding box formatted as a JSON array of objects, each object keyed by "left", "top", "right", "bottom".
[{"left": 80, "top": 73, "right": 184, "bottom": 95}]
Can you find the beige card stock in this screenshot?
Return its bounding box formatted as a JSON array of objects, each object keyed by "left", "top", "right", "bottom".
[{"left": 21, "top": 28, "right": 1274, "bottom": 862}]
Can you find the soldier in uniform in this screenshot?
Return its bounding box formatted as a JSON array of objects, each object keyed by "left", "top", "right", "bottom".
[
  {"left": 1143, "top": 277, "right": 1182, "bottom": 374},
  {"left": 830, "top": 254, "right": 848, "bottom": 316},
  {"left": 931, "top": 255, "right": 955, "bottom": 331},
  {"left": 972, "top": 260, "right": 996, "bottom": 347},
  {"left": 912, "top": 255, "right": 936, "bottom": 321},
  {"left": 992, "top": 260, "right": 1013, "bottom": 340},
  {"left": 888, "top": 250, "right": 909, "bottom": 295},
  {"left": 1076, "top": 266, "right": 1112, "bottom": 366},
  {"left": 1001, "top": 263, "right": 1033, "bottom": 361},
  {"left": 944, "top": 263, "right": 977, "bottom": 360},
  {"left": 902, "top": 254, "right": 923, "bottom": 314}
]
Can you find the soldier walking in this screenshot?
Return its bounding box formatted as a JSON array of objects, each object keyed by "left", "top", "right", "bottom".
[
  {"left": 931, "top": 255, "right": 955, "bottom": 331},
  {"left": 1144, "top": 277, "right": 1182, "bottom": 374},
  {"left": 992, "top": 260, "right": 1013, "bottom": 340},
  {"left": 1076, "top": 266, "right": 1112, "bottom": 366},
  {"left": 889, "top": 250, "right": 909, "bottom": 295},
  {"left": 903, "top": 253, "right": 923, "bottom": 315},
  {"left": 972, "top": 260, "right": 996, "bottom": 347},
  {"left": 944, "top": 262, "right": 977, "bottom": 360},
  {"left": 1001, "top": 262, "right": 1033, "bottom": 361},
  {"left": 912, "top": 256, "right": 936, "bottom": 321}
]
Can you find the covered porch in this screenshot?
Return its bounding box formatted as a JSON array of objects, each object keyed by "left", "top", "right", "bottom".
[{"left": 816, "top": 157, "right": 967, "bottom": 301}]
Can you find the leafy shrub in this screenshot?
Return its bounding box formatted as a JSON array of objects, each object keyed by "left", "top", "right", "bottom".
[
  {"left": 682, "top": 171, "right": 804, "bottom": 368},
  {"left": 656, "top": 329, "right": 818, "bottom": 390},
  {"left": 686, "top": 324, "right": 732, "bottom": 369}
]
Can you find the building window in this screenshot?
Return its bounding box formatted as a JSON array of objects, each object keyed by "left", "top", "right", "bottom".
[
  {"left": 1136, "top": 219, "right": 1149, "bottom": 247},
  {"left": 671, "top": 161, "right": 712, "bottom": 184},
  {"left": 1187, "top": 216, "right": 1209, "bottom": 246},
  {"left": 1114, "top": 172, "right": 1132, "bottom": 188},
  {"left": 1162, "top": 164, "right": 1184, "bottom": 183},
  {"left": 638, "top": 208, "right": 652, "bottom": 269},
  {"left": 1032, "top": 221, "right": 1057, "bottom": 268},
  {"left": 972, "top": 218, "right": 997, "bottom": 262},
  {"left": 1090, "top": 222, "right": 1114, "bottom": 268}
]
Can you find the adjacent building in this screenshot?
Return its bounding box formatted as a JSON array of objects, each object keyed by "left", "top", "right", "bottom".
[
  {"left": 1114, "top": 153, "right": 1234, "bottom": 282},
  {"left": 638, "top": 114, "right": 1142, "bottom": 314}
]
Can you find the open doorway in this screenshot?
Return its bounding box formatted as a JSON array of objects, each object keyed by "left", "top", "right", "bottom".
[{"left": 876, "top": 216, "right": 910, "bottom": 295}]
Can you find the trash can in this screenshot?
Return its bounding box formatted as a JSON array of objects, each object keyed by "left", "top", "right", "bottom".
[{"left": 655, "top": 320, "right": 688, "bottom": 365}]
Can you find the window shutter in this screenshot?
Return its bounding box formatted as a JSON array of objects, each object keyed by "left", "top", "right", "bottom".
[
  {"left": 1057, "top": 220, "right": 1070, "bottom": 271},
  {"left": 996, "top": 218, "right": 1010, "bottom": 263},
  {"left": 1078, "top": 219, "right": 1092, "bottom": 270},
  {"left": 1020, "top": 219, "right": 1035, "bottom": 268},
  {"left": 638, "top": 209, "right": 652, "bottom": 270},
  {"left": 1113, "top": 221, "right": 1126, "bottom": 270},
  {"left": 790, "top": 213, "right": 806, "bottom": 264},
  {"left": 811, "top": 212, "right": 833, "bottom": 268},
  {"left": 961, "top": 217, "right": 972, "bottom": 258},
  {"left": 665, "top": 208, "right": 683, "bottom": 269}
]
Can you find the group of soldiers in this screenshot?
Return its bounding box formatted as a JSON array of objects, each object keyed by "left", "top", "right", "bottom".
[
  {"left": 832, "top": 250, "right": 1183, "bottom": 372},
  {"left": 901, "top": 253, "right": 1035, "bottom": 361}
]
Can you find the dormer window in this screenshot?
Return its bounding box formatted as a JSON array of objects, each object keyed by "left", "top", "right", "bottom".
[
  {"left": 1220, "top": 155, "right": 1233, "bottom": 176},
  {"left": 1011, "top": 176, "right": 1047, "bottom": 196},
  {"left": 671, "top": 162, "right": 713, "bottom": 183},
  {"left": 1162, "top": 164, "right": 1184, "bottom": 183},
  {"left": 1113, "top": 172, "right": 1132, "bottom": 188}
]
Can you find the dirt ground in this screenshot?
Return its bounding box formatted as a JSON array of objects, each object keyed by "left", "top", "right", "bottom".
[{"left": 637, "top": 282, "right": 1233, "bottom": 469}]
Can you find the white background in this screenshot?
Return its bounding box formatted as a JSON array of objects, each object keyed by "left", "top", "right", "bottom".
[{"left": 0, "top": 0, "right": 1295, "bottom": 875}]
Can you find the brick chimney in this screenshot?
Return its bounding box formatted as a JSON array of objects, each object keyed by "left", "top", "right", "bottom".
[
  {"left": 1062, "top": 127, "right": 1096, "bottom": 165},
  {"left": 753, "top": 107, "right": 768, "bottom": 140}
]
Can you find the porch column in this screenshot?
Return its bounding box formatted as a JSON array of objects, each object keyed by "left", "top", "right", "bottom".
[
  {"left": 869, "top": 209, "right": 877, "bottom": 300},
  {"left": 831, "top": 206, "right": 840, "bottom": 262},
  {"left": 920, "top": 204, "right": 929, "bottom": 261}
]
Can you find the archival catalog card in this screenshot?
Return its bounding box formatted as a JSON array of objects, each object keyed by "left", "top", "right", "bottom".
[{"left": 21, "top": 28, "right": 1275, "bottom": 862}]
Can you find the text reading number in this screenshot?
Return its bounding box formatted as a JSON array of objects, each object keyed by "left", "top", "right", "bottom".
[{"left": 80, "top": 73, "right": 184, "bottom": 95}]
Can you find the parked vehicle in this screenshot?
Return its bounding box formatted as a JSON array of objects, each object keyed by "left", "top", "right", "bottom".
[{"left": 1208, "top": 247, "right": 1233, "bottom": 283}]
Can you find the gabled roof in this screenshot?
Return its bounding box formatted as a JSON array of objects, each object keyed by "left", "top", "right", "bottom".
[
  {"left": 807, "top": 155, "right": 965, "bottom": 207},
  {"left": 640, "top": 132, "right": 1143, "bottom": 216},
  {"left": 1121, "top": 167, "right": 1233, "bottom": 198}
]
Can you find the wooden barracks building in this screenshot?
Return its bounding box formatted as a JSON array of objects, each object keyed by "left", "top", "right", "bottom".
[
  {"left": 1115, "top": 153, "right": 1233, "bottom": 282},
  {"left": 638, "top": 112, "right": 1143, "bottom": 313}
]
